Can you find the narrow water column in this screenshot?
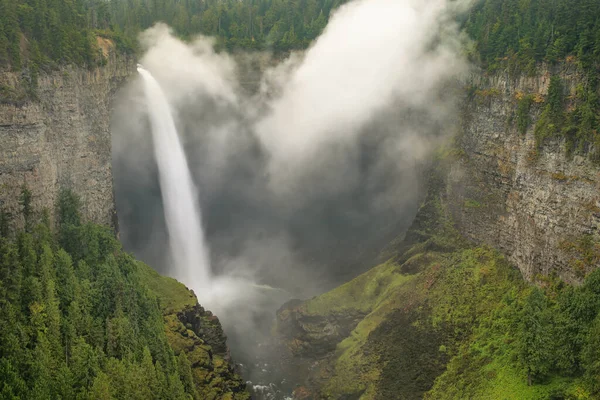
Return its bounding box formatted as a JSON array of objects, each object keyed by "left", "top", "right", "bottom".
[{"left": 137, "top": 65, "right": 212, "bottom": 295}]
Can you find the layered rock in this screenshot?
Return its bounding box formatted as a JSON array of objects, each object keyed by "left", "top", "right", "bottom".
[
  {"left": 0, "top": 42, "right": 135, "bottom": 231},
  {"left": 448, "top": 63, "right": 600, "bottom": 283}
]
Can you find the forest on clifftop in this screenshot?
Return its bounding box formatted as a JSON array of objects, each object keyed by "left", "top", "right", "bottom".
[
  {"left": 2, "top": 0, "right": 600, "bottom": 156},
  {"left": 2, "top": 0, "right": 600, "bottom": 68}
]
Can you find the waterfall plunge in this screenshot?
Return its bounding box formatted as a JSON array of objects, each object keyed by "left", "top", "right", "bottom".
[
  {"left": 136, "top": 67, "right": 290, "bottom": 363},
  {"left": 137, "top": 66, "right": 212, "bottom": 295}
]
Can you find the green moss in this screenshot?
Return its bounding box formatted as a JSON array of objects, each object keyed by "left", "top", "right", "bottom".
[
  {"left": 303, "top": 261, "right": 413, "bottom": 316},
  {"left": 321, "top": 274, "right": 421, "bottom": 399},
  {"left": 559, "top": 235, "right": 600, "bottom": 278},
  {"left": 305, "top": 244, "right": 517, "bottom": 399},
  {"left": 136, "top": 261, "right": 196, "bottom": 313},
  {"left": 479, "top": 360, "right": 584, "bottom": 399},
  {"left": 428, "top": 348, "right": 587, "bottom": 400},
  {"left": 517, "top": 94, "right": 535, "bottom": 135},
  {"left": 464, "top": 199, "right": 483, "bottom": 209}
]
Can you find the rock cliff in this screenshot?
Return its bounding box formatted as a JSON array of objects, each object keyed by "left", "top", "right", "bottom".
[
  {"left": 0, "top": 41, "right": 135, "bottom": 231},
  {"left": 449, "top": 63, "right": 600, "bottom": 283}
]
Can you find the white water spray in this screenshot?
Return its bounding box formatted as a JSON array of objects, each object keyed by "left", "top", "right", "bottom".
[
  {"left": 136, "top": 68, "right": 291, "bottom": 393},
  {"left": 137, "top": 65, "right": 212, "bottom": 294}
]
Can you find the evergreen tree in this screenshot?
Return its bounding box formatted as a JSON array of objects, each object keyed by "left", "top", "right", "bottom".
[{"left": 519, "top": 288, "right": 554, "bottom": 385}]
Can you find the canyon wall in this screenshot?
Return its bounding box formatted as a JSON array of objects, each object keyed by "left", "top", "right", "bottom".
[
  {"left": 448, "top": 63, "right": 600, "bottom": 283},
  {"left": 0, "top": 42, "right": 135, "bottom": 231}
]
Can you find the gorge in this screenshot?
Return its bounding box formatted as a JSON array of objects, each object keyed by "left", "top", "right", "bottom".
[{"left": 1, "top": 0, "right": 600, "bottom": 399}]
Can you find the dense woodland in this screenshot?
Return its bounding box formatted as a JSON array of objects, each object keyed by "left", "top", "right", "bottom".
[
  {"left": 1, "top": 0, "right": 600, "bottom": 69},
  {"left": 0, "top": 0, "right": 346, "bottom": 71},
  {"left": 467, "top": 0, "right": 600, "bottom": 72},
  {"left": 0, "top": 190, "right": 204, "bottom": 399},
  {"left": 467, "top": 0, "right": 600, "bottom": 160}
]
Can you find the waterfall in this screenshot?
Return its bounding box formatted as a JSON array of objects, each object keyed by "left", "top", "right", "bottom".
[{"left": 137, "top": 65, "right": 212, "bottom": 294}]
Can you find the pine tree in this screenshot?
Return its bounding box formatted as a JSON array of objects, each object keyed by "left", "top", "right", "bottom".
[
  {"left": 519, "top": 288, "right": 554, "bottom": 385},
  {"left": 178, "top": 351, "right": 198, "bottom": 399}
]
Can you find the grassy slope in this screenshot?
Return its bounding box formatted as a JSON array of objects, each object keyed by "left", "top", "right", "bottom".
[
  {"left": 286, "top": 161, "right": 592, "bottom": 399},
  {"left": 298, "top": 239, "right": 590, "bottom": 399},
  {"left": 301, "top": 262, "right": 419, "bottom": 398},
  {"left": 136, "top": 261, "right": 197, "bottom": 313}
]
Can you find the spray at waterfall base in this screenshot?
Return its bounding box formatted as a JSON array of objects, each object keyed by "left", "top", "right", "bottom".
[{"left": 137, "top": 62, "right": 289, "bottom": 313}]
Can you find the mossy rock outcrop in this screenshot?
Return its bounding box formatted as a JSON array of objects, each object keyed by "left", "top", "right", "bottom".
[{"left": 138, "top": 263, "right": 250, "bottom": 400}]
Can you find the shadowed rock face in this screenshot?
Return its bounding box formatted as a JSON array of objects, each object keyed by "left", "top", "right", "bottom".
[
  {"left": 0, "top": 44, "right": 135, "bottom": 232},
  {"left": 178, "top": 304, "right": 229, "bottom": 356},
  {"left": 276, "top": 299, "right": 367, "bottom": 358}
]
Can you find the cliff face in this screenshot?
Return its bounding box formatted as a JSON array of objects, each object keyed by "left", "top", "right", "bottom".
[
  {"left": 449, "top": 64, "right": 600, "bottom": 283},
  {"left": 0, "top": 43, "right": 135, "bottom": 230},
  {"left": 273, "top": 65, "right": 600, "bottom": 399}
]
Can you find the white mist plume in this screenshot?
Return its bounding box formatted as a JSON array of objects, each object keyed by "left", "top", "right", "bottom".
[
  {"left": 256, "top": 0, "right": 468, "bottom": 196},
  {"left": 139, "top": 24, "right": 238, "bottom": 107}
]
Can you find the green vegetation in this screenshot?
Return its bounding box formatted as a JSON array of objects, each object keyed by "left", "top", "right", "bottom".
[
  {"left": 305, "top": 263, "right": 419, "bottom": 398},
  {"left": 0, "top": 0, "right": 105, "bottom": 71},
  {"left": 287, "top": 165, "right": 600, "bottom": 399},
  {"left": 517, "top": 94, "right": 535, "bottom": 135},
  {"left": 526, "top": 74, "right": 600, "bottom": 162},
  {"left": 303, "top": 261, "right": 414, "bottom": 316},
  {"left": 0, "top": 0, "right": 599, "bottom": 82},
  {"left": 0, "top": 188, "right": 248, "bottom": 399},
  {"left": 427, "top": 262, "right": 600, "bottom": 399},
  {"left": 534, "top": 76, "right": 565, "bottom": 146},
  {"left": 465, "top": 1, "right": 600, "bottom": 159},
  {"left": 466, "top": 0, "right": 600, "bottom": 73},
  {"left": 0, "top": 0, "right": 347, "bottom": 72},
  {"left": 464, "top": 198, "right": 483, "bottom": 209},
  {"left": 136, "top": 263, "right": 196, "bottom": 314},
  {"left": 306, "top": 236, "right": 600, "bottom": 399},
  {"left": 3, "top": 0, "right": 598, "bottom": 69},
  {"left": 560, "top": 235, "right": 600, "bottom": 278}
]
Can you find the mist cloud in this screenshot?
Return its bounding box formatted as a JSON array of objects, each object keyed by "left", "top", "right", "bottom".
[{"left": 256, "top": 0, "right": 468, "bottom": 198}]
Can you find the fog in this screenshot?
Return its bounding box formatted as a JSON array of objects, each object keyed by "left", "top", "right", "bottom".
[{"left": 112, "top": 0, "right": 470, "bottom": 387}]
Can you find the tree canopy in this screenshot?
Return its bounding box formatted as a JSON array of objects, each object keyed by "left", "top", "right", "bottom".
[
  {"left": 2, "top": 0, "right": 600, "bottom": 72},
  {"left": 0, "top": 189, "right": 245, "bottom": 399}
]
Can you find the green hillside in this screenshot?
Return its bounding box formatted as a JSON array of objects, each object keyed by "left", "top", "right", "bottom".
[
  {"left": 0, "top": 189, "right": 248, "bottom": 399},
  {"left": 276, "top": 163, "right": 600, "bottom": 399}
]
